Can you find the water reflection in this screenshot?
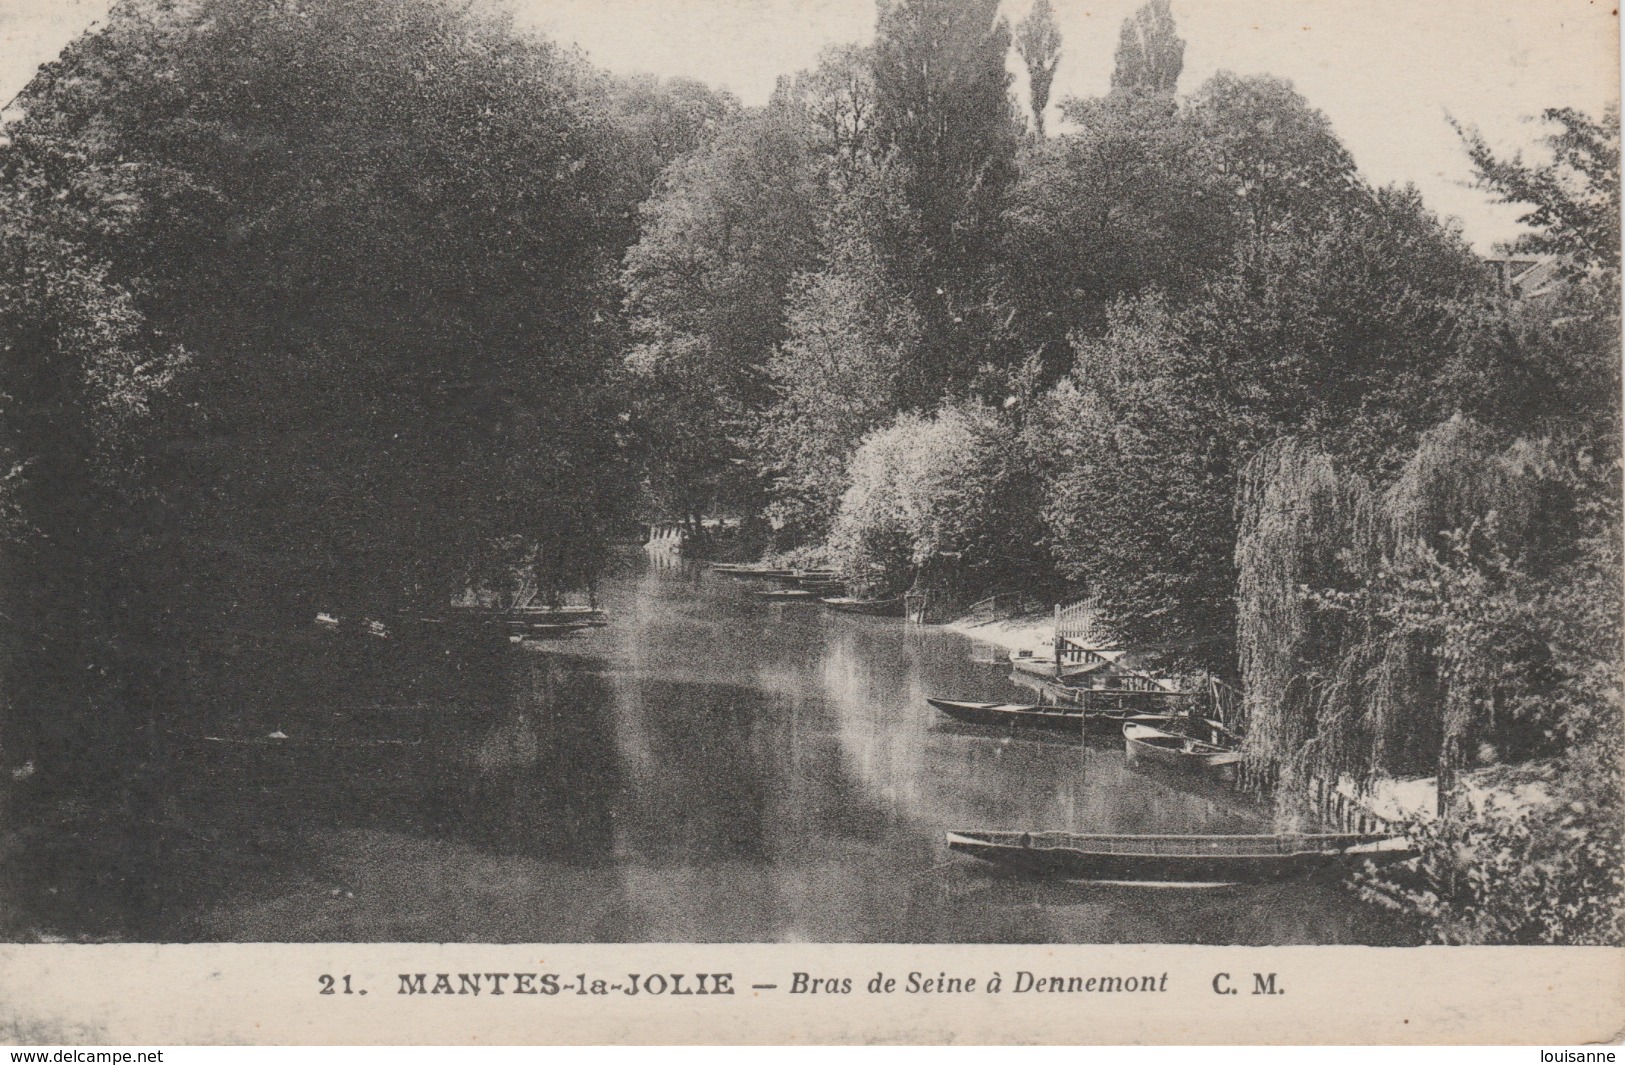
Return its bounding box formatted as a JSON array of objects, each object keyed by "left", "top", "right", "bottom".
[{"left": 2, "top": 549, "right": 1419, "bottom": 944}]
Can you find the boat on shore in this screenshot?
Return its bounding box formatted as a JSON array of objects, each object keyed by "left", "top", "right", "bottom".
[
  {"left": 944, "top": 829, "right": 1412, "bottom": 886},
  {"left": 1123, "top": 722, "right": 1242, "bottom": 779},
  {"left": 819, "top": 595, "right": 905, "bottom": 617}
]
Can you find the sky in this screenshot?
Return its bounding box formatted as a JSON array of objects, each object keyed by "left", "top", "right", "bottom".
[{"left": 1, "top": 0, "right": 1618, "bottom": 251}]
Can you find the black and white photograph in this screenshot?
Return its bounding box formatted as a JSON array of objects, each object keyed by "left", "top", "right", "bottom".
[{"left": 0, "top": 0, "right": 1618, "bottom": 1045}]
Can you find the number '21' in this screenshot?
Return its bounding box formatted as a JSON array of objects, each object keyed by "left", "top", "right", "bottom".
[{"left": 318, "top": 974, "right": 355, "bottom": 995}]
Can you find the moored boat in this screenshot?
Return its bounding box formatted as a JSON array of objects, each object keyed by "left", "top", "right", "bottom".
[
  {"left": 928, "top": 697, "right": 1084, "bottom": 731},
  {"left": 927, "top": 698, "right": 1170, "bottom": 734},
  {"left": 819, "top": 595, "right": 905, "bottom": 617},
  {"left": 445, "top": 603, "right": 602, "bottom": 616},
  {"left": 753, "top": 588, "right": 818, "bottom": 601},
  {"left": 944, "top": 829, "right": 1412, "bottom": 886},
  {"left": 710, "top": 563, "right": 797, "bottom": 579},
  {"left": 513, "top": 619, "right": 606, "bottom": 637},
  {"left": 1123, "top": 722, "right": 1242, "bottom": 779}
]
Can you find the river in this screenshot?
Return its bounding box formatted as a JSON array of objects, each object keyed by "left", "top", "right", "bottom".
[{"left": 7, "top": 549, "right": 1419, "bottom": 944}]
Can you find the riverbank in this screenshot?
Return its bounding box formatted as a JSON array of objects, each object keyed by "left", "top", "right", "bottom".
[
  {"left": 941, "top": 610, "right": 1054, "bottom": 657},
  {"left": 941, "top": 606, "right": 1453, "bottom": 824}
]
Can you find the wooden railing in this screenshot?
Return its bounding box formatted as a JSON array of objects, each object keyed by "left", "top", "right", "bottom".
[
  {"left": 1054, "top": 595, "right": 1103, "bottom": 641},
  {"left": 959, "top": 591, "right": 1041, "bottom": 624}
]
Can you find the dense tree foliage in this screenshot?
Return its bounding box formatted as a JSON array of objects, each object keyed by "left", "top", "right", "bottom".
[
  {"left": 0, "top": 0, "right": 656, "bottom": 780},
  {"left": 1187, "top": 72, "right": 1363, "bottom": 243},
  {"left": 4, "top": 0, "right": 1614, "bottom": 946},
  {"left": 831, "top": 403, "right": 1049, "bottom": 599},
  {"left": 871, "top": 0, "right": 1021, "bottom": 403},
  {"left": 621, "top": 97, "right": 823, "bottom": 524},
  {"left": 1038, "top": 180, "right": 1489, "bottom": 670},
  {"left": 754, "top": 167, "right": 919, "bottom": 543},
  {"left": 1239, "top": 424, "right": 1622, "bottom": 943},
  {"left": 1231, "top": 107, "right": 1621, "bottom": 940},
  {"left": 1456, "top": 105, "right": 1621, "bottom": 273},
  {"left": 606, "top": 74, "right": 740, "bottom": 204},
  {"left": 1004, "top": 89, "right": 1235, "bottom": 377}
]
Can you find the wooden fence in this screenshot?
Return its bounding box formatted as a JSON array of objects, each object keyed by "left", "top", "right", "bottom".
[
  {"left": 959, "top": 591, "right": 1043, "bottom": 624},
  {"left": 1054, "top": 595, "right": 1104, "bottom": 643}
]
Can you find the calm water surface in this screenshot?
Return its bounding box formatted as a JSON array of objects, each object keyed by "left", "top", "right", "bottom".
[{"left": 18, "top": 550, "right": 1418, "bottom": 943}]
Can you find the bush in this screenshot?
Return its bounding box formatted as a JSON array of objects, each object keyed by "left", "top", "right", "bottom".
[
  {"left": 1356, "top": 749, "right": 1624, "bottom": 945},
  {"left": 830, "top": 404, "right": 1047, "bottom": 598}
]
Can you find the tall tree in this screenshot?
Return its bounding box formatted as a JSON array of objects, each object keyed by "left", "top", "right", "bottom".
[
  {"left": 621, "top": 99, "right": 824, "bottom": 525},
  {"left": 1187, "top": 71, "right": 1362, "bottom": 242},
  {"left": 870, "top": 0, "right": 1021, "bottom": 403},
  {"left": 794, "top": 45, "right": 879, "bottom": 172},
  {"left": 607, "top": 74, "right": 741, "bottom": 205},
  {"left": 1041, "top": 186, "right": 1489, "bottom": 673},
  {"left": 754, "top": 164, "right": 920, "bottom": 544},
  {"left": 1454, "top": 104, "right": 1621, "bottom": 274},
  {"left": 1110, "top": 0, "right": 1185, "bottom": 96},
  {"left": 1004, "top": 89, "right": 1237, "bottom": 379},
  {"left": 0, "top": 0, "right": 642, "bottom": 780},
  {"left": 1014, "top": 0, "right": 1062, "bottom": 137}
]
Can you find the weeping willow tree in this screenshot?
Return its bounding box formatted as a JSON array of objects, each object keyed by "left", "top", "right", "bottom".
[
  {"left": 1237, "top": 417, "right": 1571, "bottom": 820},
  {"left": 1235, "top": 438, "right": 1373, "bottom": 820},
  {"left": 1371, "top": 419, "right": 1560, "bottom": 804}
]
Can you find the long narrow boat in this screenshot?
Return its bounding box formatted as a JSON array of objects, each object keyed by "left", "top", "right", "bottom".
[
  {"left": 513, "top": 619, "right": 606, "bottom": 638},
  {"left": 753, "top": 588, "right": 818, "bottom": 601},
  {"left": 709, "top": 563, "right": 798, "bottom": 579},
  {"left": 929, "top": 697, "right": 1083, "bottom": 731},
  {"left": 928, "top": 698, "right": 1176, "bottom": 733},
  {"left": 819, "top": 596, "right": 905, "bottom": 617},
  {"left": 944, "top": 829, "right": 1412, "bottom": 886},
  {"left": 1123, "top": 722, "right": 1242, "bottom": 779},
  {"left": 444, "top": 604, "right": 603, "bottom": 617}
]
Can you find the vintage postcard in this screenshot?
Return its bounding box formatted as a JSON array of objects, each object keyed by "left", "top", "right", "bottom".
[{"left": 0, "top": 0, "right": 1619, "bottom": 1046}]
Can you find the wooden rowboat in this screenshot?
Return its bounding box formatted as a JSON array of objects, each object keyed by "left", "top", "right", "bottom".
[
  {"left": 753, "top": 588, "right": 817, "bottom": 601},
  {"left": 929, "top": 698, "right": 1083, "bottom": 731},
  {"left": 819, "top": 596, "right": 905, "bottom": 617},
  {"left": 1123, "top": 722, "right": 1242, "bottom": 780},
  {"left": 944, "top": 829, "right": 1412, "bottom": 886},
  {"left": 444, "top": 604, "right": 602, "bottom": 618},
  {"left": 710, "top": 563, "right": 797, "bottom": 579},
  {"left": 927, "top": 698, "right": 1176, "bottom": 733}
]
